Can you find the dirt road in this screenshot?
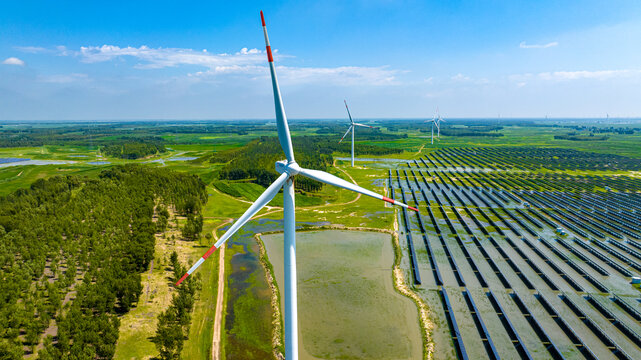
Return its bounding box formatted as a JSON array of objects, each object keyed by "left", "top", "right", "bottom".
[{"left": 211, "top": 219, "right": 231, "bottom": 360}]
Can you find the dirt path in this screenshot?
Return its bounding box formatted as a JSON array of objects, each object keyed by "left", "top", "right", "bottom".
[
  {"left": 146, "top": 259, "right": 154, "bottom": 299},
  {"left": 415, "top": 144, "right": 425, "bottom": 157},
  {"left": 299, "top": 164, "right": 362, "bottom": 211},
  {"left": 211, "top": 184, "right": 280, "bottom": 210},
  {"left": 212, "top": 164, "right": 361, "bottom": 220},
  {"left": 326, "top": 164, "right": 362, "bottom": 206},
  {"left": 246, "top": 165, "right": 362, "bottom": 220},
  {"left": 211, "top": 220, "right": 231, "bottom": 360},
  {"left": 391, "top": 215, "right": 434, "bottom": 359},
  {"left": 211, "top": 244, "right": 225, "bottom": 360}
]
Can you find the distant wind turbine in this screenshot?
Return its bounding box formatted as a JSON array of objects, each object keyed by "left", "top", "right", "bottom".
[
  {"left": 176, "top": 11, "right": 419, "bottom": 360},
  {"left": 339, "top": 100, "right": 374, "bottom": 167},
  {"left": 435, "top": 107, "right": 445, "bottom": 138},
  {"left": 425, "top": 109, "right": 440, "bottom": 145}
]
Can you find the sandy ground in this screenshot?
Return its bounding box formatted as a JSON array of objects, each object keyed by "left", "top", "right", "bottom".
[{"left": 211, "top": 220, "right": 228, "bottom": 360}]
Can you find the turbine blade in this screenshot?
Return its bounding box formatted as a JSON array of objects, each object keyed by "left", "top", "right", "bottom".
[
  {"left": 261, "top": 11, "right": 295, "bottom": 163},
  {"left": 353, "top": 122, "right": 373, "bottom": 128},
  {"left": 298, "top": 168, "right": 418, "bottom": 212},
  {"left": 344, "top": 100, "right": 354, "bottom": 125},
  {"left": 176, "top": 172, "right": 289, "bottom": 285},
  {"left": 339, "top": 125, "right": 353, "bottom": 144}
]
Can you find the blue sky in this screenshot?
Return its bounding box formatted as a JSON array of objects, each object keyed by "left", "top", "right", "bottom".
[{"left": 1, "top": 0, "right": 641, "bottom": 120}]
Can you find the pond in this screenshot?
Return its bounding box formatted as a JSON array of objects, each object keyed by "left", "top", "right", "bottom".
[
  {"left": 167, "top": 156, "right": 198, "bottom": 161},
  {"left": 0, "top": 159, "right": 75, "bottom": 168},
  {"left": 0, "top": 158, "right": 29, "bottom": 164},
  {"left": 261, "top": 230, "right": 422, "bottom": 360}
]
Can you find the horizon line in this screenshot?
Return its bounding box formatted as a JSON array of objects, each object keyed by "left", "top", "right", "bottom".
[{"left": 2, "top": 117, "right": 640, "bottom": 123}]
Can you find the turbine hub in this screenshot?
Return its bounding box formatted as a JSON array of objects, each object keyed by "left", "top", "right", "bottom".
[{"left": 275, "top": 160, "right": 300, "bottom": 176}]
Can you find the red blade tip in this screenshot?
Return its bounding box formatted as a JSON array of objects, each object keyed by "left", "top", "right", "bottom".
[
  {"left": 202, "top": 245, "right": 218, "bottom": 259},
  {"left": 260, "top": 11, "right": 266, "bottom": 26},
  {"left": 175, "top": 273, "right": 189, "bottom": 286},
  {"left": 408, "top": 206, "right": 419, "bottom": 212}
]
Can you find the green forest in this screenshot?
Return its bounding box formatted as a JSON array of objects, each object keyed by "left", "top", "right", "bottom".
[
  {"left": 0, "top": 165, "right": 207, "bottom": 359},
  {"left": 101, "top": 141, "right": 167, "bottom": 159},
  {"left": 207, "top": 136, "right": 402, "bottom": 191},
  {"left": 0, "top": 122, "right": 263, "bottom": 148}
]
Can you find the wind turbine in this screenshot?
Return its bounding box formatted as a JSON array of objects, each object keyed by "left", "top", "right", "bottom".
[
  {"left": 426, "top": 114, "right": 438, "bottom": 145},
  {"left": 176, "top": 11, "right": 419, "bottom": 360},
  {"left": 339, "top": 100, "right": 374, "bottom": 167},
  {"left": 434, "top": 108, "right": 445, "bottom": 138}
]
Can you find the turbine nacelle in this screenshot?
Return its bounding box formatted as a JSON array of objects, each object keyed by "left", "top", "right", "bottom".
[{"left": 276, "top": 160, "right": 301, "bottom": 176}]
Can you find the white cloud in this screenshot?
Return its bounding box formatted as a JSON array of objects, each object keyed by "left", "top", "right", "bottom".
[
  {"left": 2, "top": 57, "right": 25, "bottom": 66},
  {"left": 55, "top": 46, "right": 72, "bottom": 56},
  {"left": 66, "top": 44, "right": 400, "bottom": 86},
  {"left": 16, "top": 45, "right": 71, "bottom": 56},
  {"left": 451, "top": 73, "right": 471, "bottom": 82},
  {"left": 449, "top": 73, "right": 489, "bottom": 85},
  {"left": 15, "top": 46, "right": 48, "bottom": 53},
  {"left": 519, "top": 41, "right": 558, "bottom": 49},
  {"left": 38, "top": 73, "right": 89, "bottom": 84},
  {"left": 538, "top": 69, "right": 641, "bottom": 81},
  {"left": 14, "top": 44, "right": 402, "bottom": 86},
  {"left": 279, "top": 65, "right": 398, "bottom": 85},
  {"left": 76, "top": 45, "right": 266, "bottom": 69},
  {"left": 191, "top": 64, "right": 399, "bottom": 86},
  {"left": 509, "top": 69, "right": 641, "bottom": 83}
]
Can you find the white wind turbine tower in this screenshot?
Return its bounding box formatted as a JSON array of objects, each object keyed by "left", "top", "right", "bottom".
[
  {"left": 435, "top": 107, "right": 445, "bottom": 138},
  {"left": 339, "top": 100, "right": 374, "bottom": 167},
  {"left": 176, "top": 11, "right": 419, "bottom": 360},
  {"left": 426, "top": 116, "right": 438, "bottom": 144}
]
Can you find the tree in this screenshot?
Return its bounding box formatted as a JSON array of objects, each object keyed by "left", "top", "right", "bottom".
[
  {"left": 181, "top": 214, "right": 203, "bottom": 241},
  {"left": 0, "top": 339, "right": 23, "bottom": 360},
  {"left": 152, "top": 309, "right": 185, "bottom": 360}
]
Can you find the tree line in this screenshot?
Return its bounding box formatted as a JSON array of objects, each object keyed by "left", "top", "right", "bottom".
[
  {"left": 101, "top": 140, "right": 167, "bottom": 159},
  {"left": 554, "top": 133, "right": 609, "bottom": 141},
  {"left": 0, "top": 165, "right": 207, "bottom": 359},
  {"left": 207, "top": 136, "right": 402, "bottom": 192},
  {"left": 0, "top": 120, "right": 412, "bottom": 148},
  {"left": 152, "top": 252, "right": 201, "bottom": 360}
]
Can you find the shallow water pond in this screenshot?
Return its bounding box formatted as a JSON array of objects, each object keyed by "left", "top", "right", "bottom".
[{"left": 262, "top": 230, "right": 422, "bottom": 360}]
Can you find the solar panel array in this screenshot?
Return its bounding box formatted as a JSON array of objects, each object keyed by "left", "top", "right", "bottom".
[{"left": 390, "top": 147, "right": 641, "bottom": 359}]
